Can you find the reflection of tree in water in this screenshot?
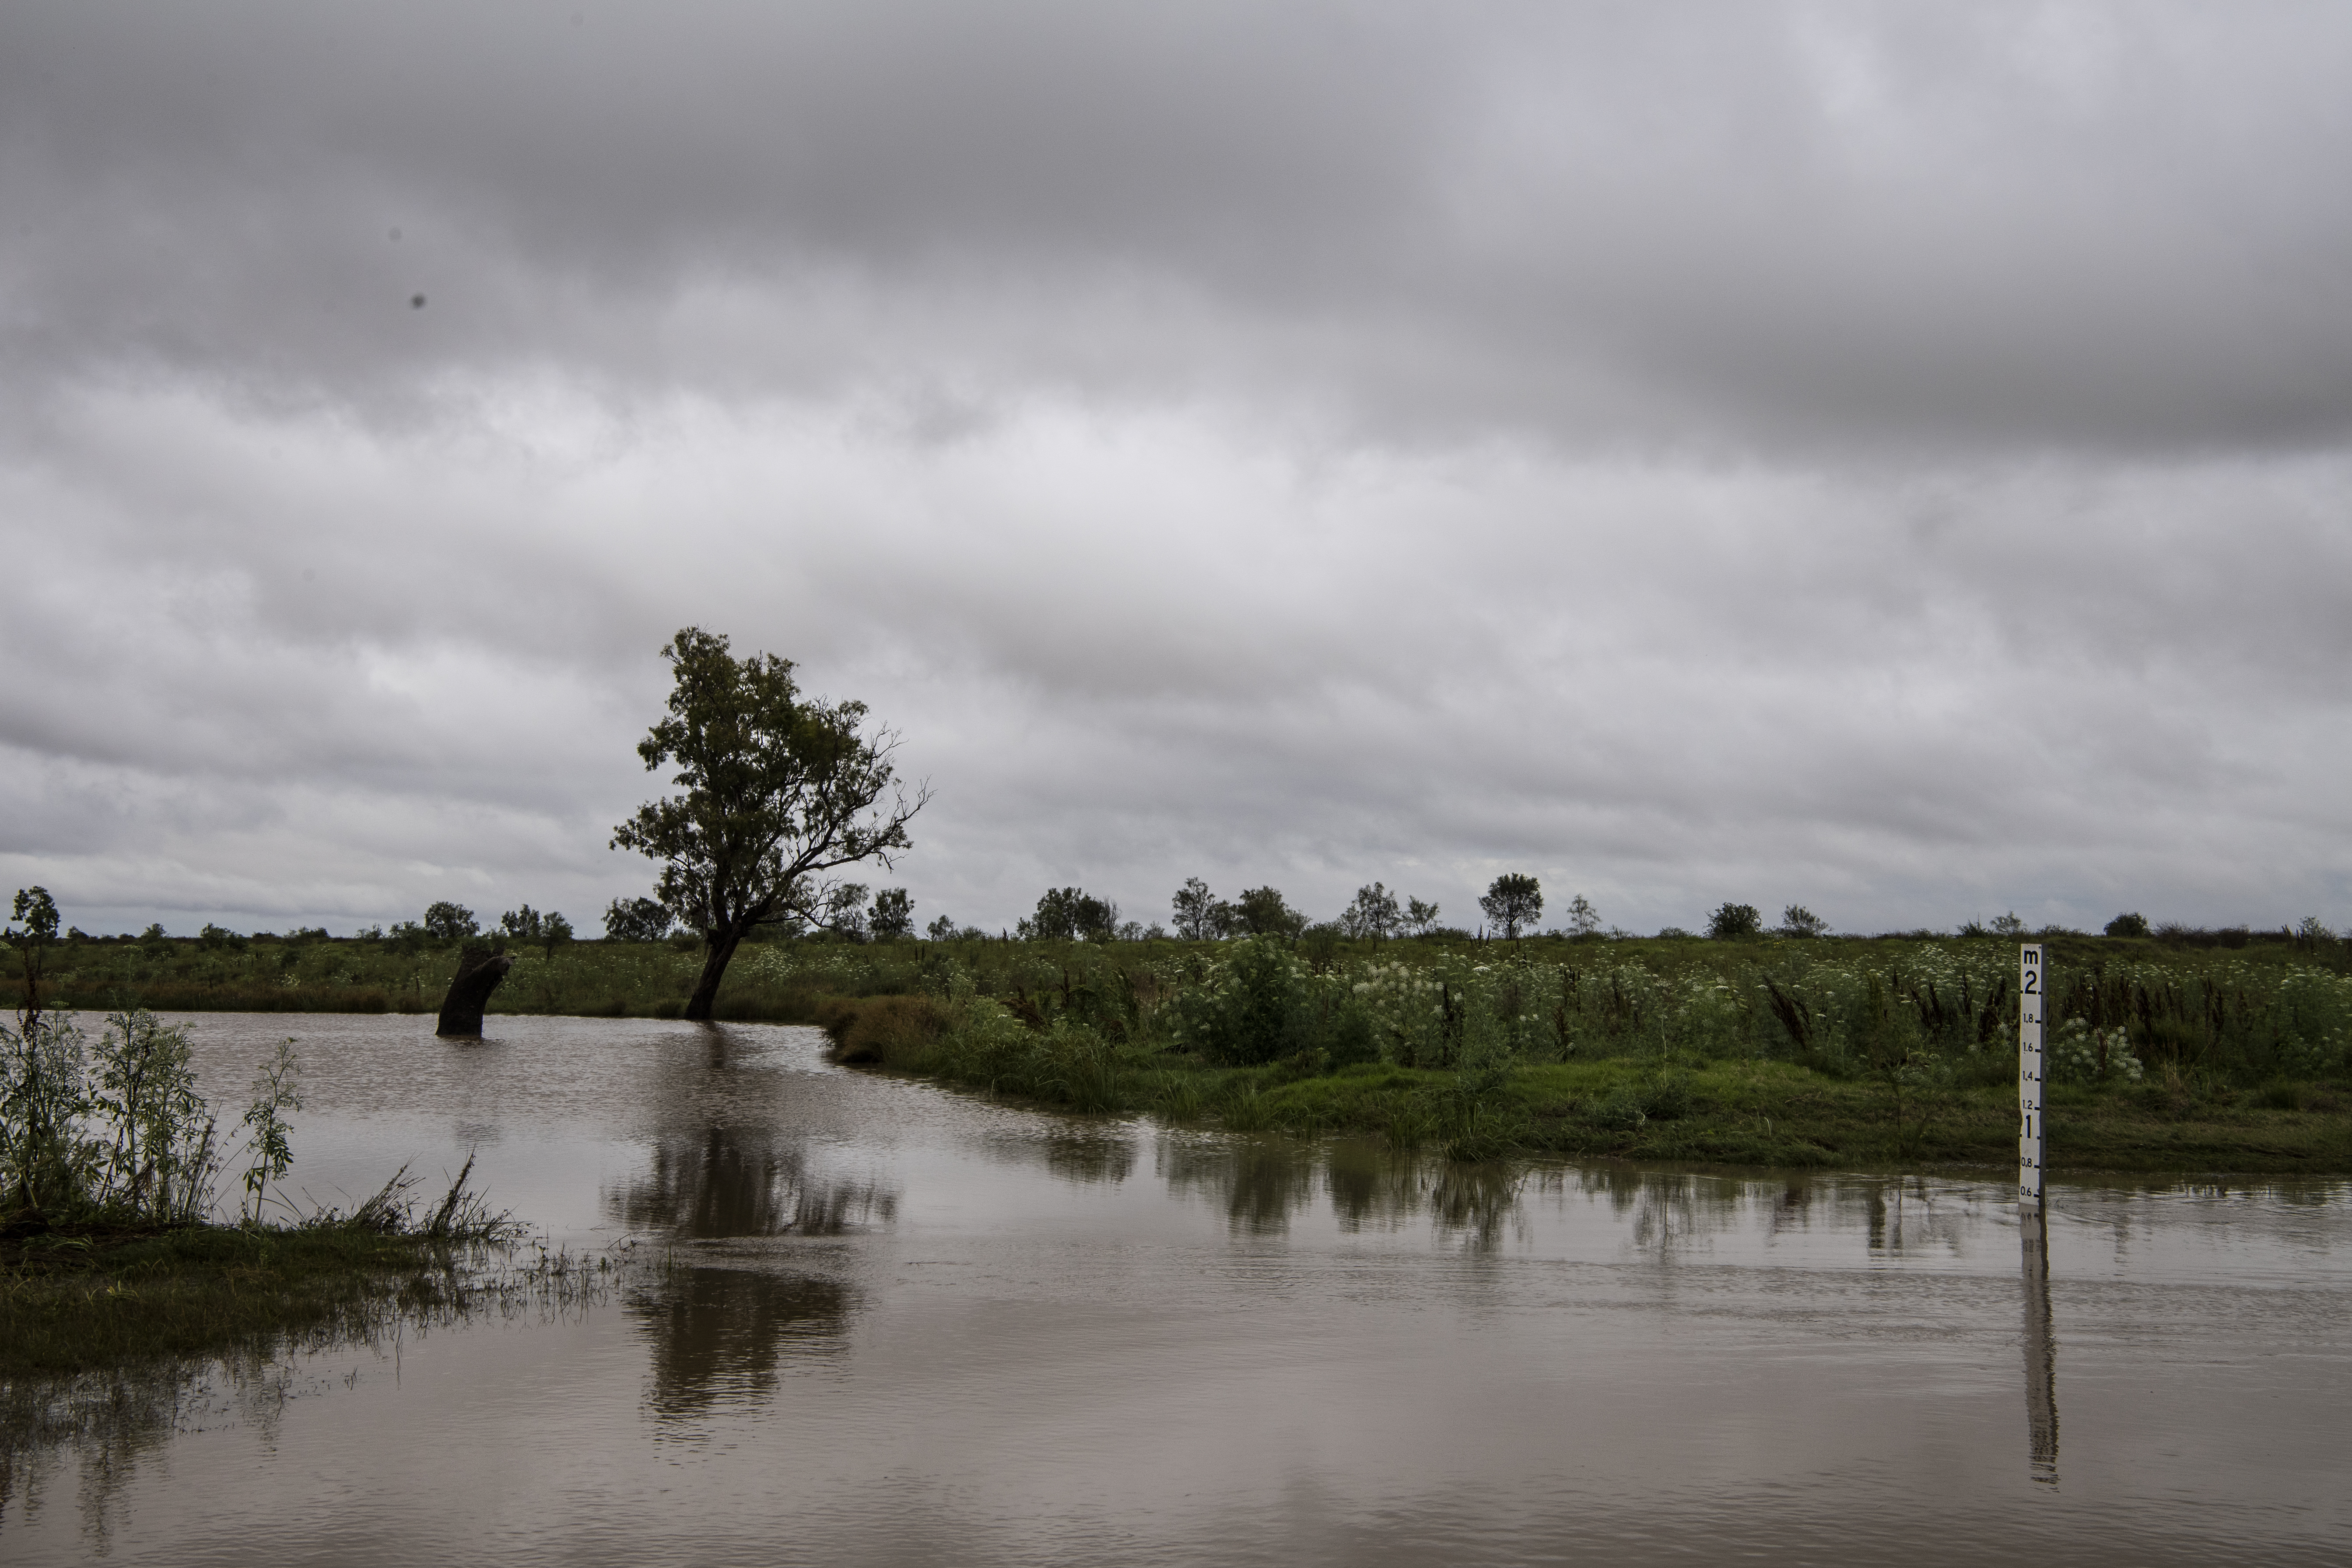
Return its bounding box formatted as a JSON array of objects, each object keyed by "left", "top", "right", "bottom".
[
  {"left": 630, "top": 1266, "right": 852, "bottom": 1422},
  {"left": 1159, "top": 1135, "right": 1318, "bottom": 1235},
  {"left": 1161, "top": 1136, "right": 1539, "bottom": 1251},
  {"left": 1042, "top": 1130, "right": 1137, "bottom": 1186},
  {"left": 1324, "top": 1140, "right": 1425, "bottom": 1234},
  {"left": 2, "top": 1358, "right": 267, "bottom": 1549},
  {"left": 1861, "top": 1177, "right": 1972, "bottom": 1259},
  {"left": 1424, "top": 1162, "right": 1533, "bottom": 1251},
  {"left": 606, "top": 1126, "right": 897, "bottom": 1238},
  {"left": 1579, "top": 1167, "right": 1743, "bottom": 1259}
]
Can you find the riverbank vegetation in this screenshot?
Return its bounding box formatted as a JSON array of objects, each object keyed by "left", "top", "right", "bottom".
[
  {"left": 11, "top": 903, "right": 2349, "bottom": 1175},
  {"left": 4, "top": 890, "right": 522, "bottom": 1382},
  {"left": 805, "top": 932, "right": 2352, "bottom": 1174}
]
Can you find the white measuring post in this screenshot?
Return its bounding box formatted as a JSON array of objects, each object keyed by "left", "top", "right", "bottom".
[{"left": 2019, "top": 943, "right": 2046, "bottom": 1213}]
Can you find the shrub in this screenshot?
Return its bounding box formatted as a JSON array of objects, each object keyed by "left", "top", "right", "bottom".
[
  {"left": 818, "top": 993, "right": 952, "bottom": 1068},
  {"left": 1171, "top": 937, "right": 1316, "bottom": 1065},
  {"left": 1777, "top": 905, "right": 1826, "bottom": 938},
  {"left": 2105, "top": 912, "right": 2151, "bottom": 938},
  {"left": 1706, "top": 904, "right": 1762, "bottom": 940}
]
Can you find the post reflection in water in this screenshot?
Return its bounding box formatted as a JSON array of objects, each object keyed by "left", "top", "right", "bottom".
[{"left": 2021, "top": 1208, "right": 2060, "bottom": 1483}]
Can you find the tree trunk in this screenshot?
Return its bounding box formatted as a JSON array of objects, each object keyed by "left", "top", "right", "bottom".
[
  {"left": 683, "top": 926, "right": 746, "bottom": 1021},
  {"left": 436, "top": 943, "right": 514, "bottom": 1037}
]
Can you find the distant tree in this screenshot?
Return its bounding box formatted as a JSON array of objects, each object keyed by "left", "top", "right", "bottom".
[
  {"left": 501, "top": 907, "right": 575, "bottom": 956},
  {"left": 1404, "top": 897, "right": 1440, "bottom": 938},
  {"left": 603, "top": 896, "right": 673, "bottom": 943},
  {"left": 1024, "top": 887, "right": 1118, "bottom": 942},
  {"left": 200, "top": 923, "right": 249, "bottom": 952},
  {"left": 1778, "top": 904, "right": 1827, "bottom": 938},
  {"left": 1231, "top": 886, "right": 1304, "bottom": 939},
  {"left": 611, "top": 628, "right": 927, "bottom": 1019},
  {"left": 2104, "top": 912, "right": 2150, "bottom": 938},
  {"left": 1988, "top": 912, "right": 2027, "bottom": 937},
  {"left": 1706, "top": 902, "right": 1762, "bottom": 940},
  {"left": 1479, "top": 874, "right": 1543, "bottom": 940},
  {"left": 139, "top": 922, "right": 169, "bottom": 947},
  {"left": 7, "top": 887, "right": 60, "bottom": 1028},
  {"left": 1171, "top": 877, "right": 1220, "bottom": 942},
  {"left": 925, "top": 914, "right": 960, "bottom": 941},
  {"left": 422, "top": 902, "right": 479, "bottom": 944},
  {"left": 824, "top": 884, "right": 871, "bottom": 940},
  {"left": 1340, "top": 882, "right": 1402, "bottom": 944},
  {"left": 869, "top": 888, "right": 915, "bottom": 940},
  {"left": 2294, "top": 916, "right": 2339, "bottom": 949},
  {"left": 1563, "top": 894, "right": 1601, "bottom": 938}
]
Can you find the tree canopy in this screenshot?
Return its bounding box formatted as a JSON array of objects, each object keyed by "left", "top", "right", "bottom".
[
  {"left": 612, "top": 627, "right": 927, "bottom": 1019},
  {"left": 1023, "top": 887, "right": 1118, "bottom": 941},
  {"left": 1479, "top": 874, "right": 1542, "bottom": 940}
]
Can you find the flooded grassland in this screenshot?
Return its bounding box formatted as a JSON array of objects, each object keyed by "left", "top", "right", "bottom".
[{"left": 3, "top": 1013, "right": 2348, "bottom": 1566}]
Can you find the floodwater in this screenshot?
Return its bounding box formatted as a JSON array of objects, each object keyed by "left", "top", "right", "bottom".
[{"left": 5, "top": 1015, "right": 2349, "bottom": 1566}]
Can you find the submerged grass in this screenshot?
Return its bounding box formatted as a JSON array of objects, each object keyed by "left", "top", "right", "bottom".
[
  {"left": 0, "top": 1224, "right": 621, "bottom": 1543},
  {"left": 0, "top": 1163, "right": 528, "bottom": 1380}
]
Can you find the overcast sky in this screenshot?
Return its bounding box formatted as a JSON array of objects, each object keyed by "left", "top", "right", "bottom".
[{"left": 4, "top": 1, "right": 2349, "bottom": 940}]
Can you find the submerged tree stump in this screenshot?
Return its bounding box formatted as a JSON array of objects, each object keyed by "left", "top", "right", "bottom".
[{"left": 436, "top": 942, "right": 514, "bottom": 1038}]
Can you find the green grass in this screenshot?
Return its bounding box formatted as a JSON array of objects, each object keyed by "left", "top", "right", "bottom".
[
  {"left": 815, "top": 993, "right": 2352, "bottom": 1175},
  {"left": 16, "top": 928, "right": 2348, "bottom": 1175},
  {"left": 0, "top": 1222, "right": 505, "bottom": 1379}
]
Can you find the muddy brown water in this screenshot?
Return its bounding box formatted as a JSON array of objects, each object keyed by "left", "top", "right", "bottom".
[{"left": 4, "top": 1014, "right": 2348, "bottom": 1565}]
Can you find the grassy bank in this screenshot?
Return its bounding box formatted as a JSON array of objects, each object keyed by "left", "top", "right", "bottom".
[
  {"left": 10, "top": 926, "right": 2348, "bottom": 1028},
  {"left": 0, "top": 1220, "right": 525, "bottom": 1379},
  {"left": 813, "top": 982, "right": 2352, "bottom": 1175},
  {"left": 15, "top": 928, "right": 2348, "bottom": 1174}
]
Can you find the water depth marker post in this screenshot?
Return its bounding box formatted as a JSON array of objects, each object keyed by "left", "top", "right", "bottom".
[{"left": 2019, "top": 943, "right": 2046, "bottom": 1213}]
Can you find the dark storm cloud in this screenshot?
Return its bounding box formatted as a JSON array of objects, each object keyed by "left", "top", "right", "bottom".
[{"left": 1, "top": 1, "right": 2349, "bottom": 936}]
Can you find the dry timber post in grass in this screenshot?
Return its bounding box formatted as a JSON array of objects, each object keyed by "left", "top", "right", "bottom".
[
  {"left": 437, "top": 942, "right": 514, "bottom": 1037},
  {"left": 2019, "top": 943, "right": 2046, "bottom": 1213}
]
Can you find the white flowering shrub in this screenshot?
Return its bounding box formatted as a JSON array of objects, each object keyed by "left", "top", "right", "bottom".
[{"left": 2049, "top": 1017, "right": 2143, "bottom": 1084}]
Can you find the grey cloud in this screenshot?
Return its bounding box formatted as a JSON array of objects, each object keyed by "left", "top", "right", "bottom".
[
  {"left": 5, "top": 2, "right": 2351, "bottom": 448},
  {"left": 3, "top": 3, "right": 2349, "bottom": 939}
]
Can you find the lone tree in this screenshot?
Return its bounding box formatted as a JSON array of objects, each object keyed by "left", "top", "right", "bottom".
[
  {"left": 869, "top": 889, "right": 915, "bottom": 941},
  {"left": 1707, "top": 902, "right": 1763, "bottom": 940},
  {"left": 1171, "top": 877, "right": 1219, "bottom": 942},
  {"left": 1563, "top": 894, "right": 1601, "bottom": 938},
  {"left": 612, "top": 628, "right": 928, "bottom": 1020},
  {"left": 1023, "top": 887, "right": 1118, "bottom": 941},
  {"left": 422, "top": 901, "right": 479, "bottom": 944},
  {"left": 603, "top": 896, "right": 673, "bottom": 943},
  {"left": 1479, "top": 873, "right": 1542, "bottom": 940},
  {"left": 1777, "top": 904, "right": 1827, "bottom": 938},
  {"left": 1341, "top": 882, "right": 1401, "bottom": 945},
  {"left": 1230, "top": 886, "right": 1304, "bottom": 939}
]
